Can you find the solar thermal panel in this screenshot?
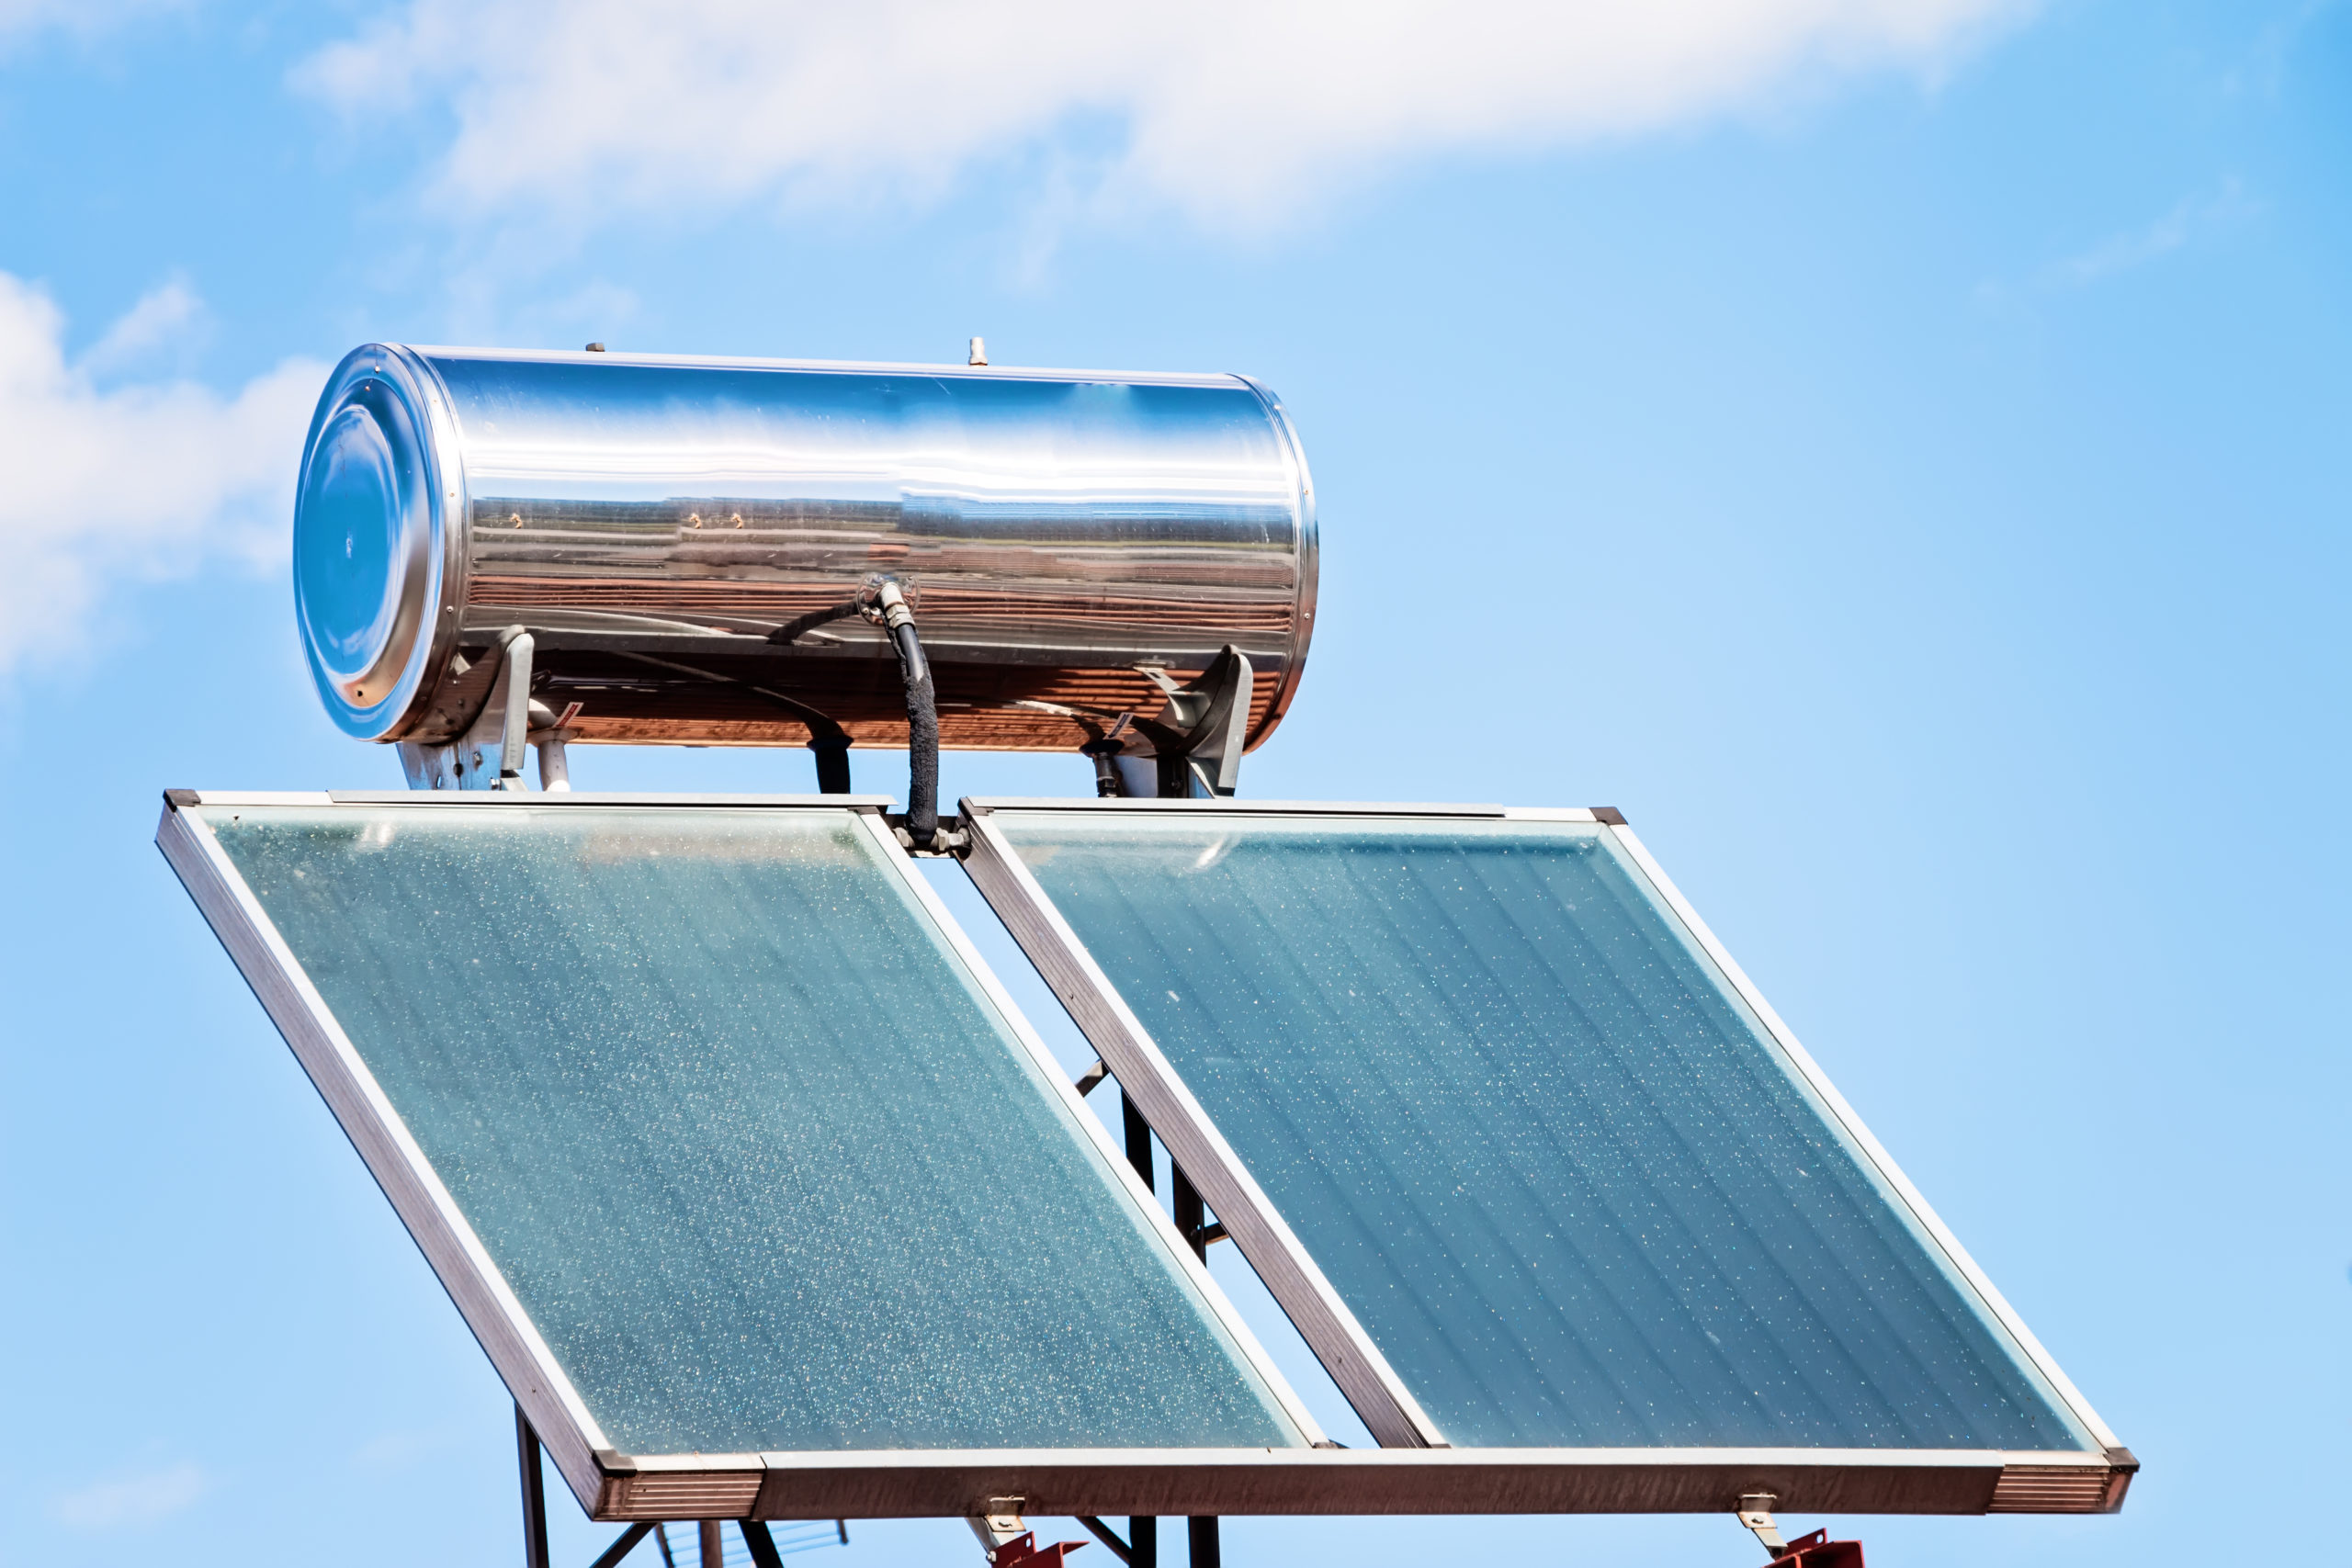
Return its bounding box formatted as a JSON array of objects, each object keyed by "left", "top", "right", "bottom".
[
  {"left": 961, "top": 801, "right": 2131, "bottom": 1510},
  {"left": 158, "top": 794, "right": 1315, "bottom": 1519}
]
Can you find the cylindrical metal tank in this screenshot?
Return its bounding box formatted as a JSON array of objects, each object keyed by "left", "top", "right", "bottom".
[{"left": 292, "top": 344, "right": 1317, "bottom": 754}]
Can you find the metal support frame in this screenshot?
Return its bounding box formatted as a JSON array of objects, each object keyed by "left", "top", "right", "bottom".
[
  {"left": 968, "top": 1505, "right": 1091, "bottom": 1567},
  {"left": 588, "top": 1525, "right": 655, "bottom": 1568},
  {"left": 521, "top": 1404, "right": 552, "bottom": 1568},
  {"left": 1737, "top": 1495, "right": 1865, "bottom": 1568},
  {"left": 951, "top": 795, "right": 2139, "bottom": 1515},
  {"left": 1060, "top": 638, "right": 1245, "bottom": 1568},
  {"left": 161, "top": 787, "right": 2133, "bottom": 1538},
  {"left": 526, "top": 1404, "right": 845, "bottom": 1568},
  {"left": 1077, "top": 1516, "right": 1134, "bottom": 1563},
  {"left": 1114, "top": 1090, "right": 1217, "bottom": 1565},
  {"left": 1117, "top": 1096, "right": 1159, "bottom": 1568},
  {"left": 1051, "top": 646, "right": 1256, "bottom": 800}
]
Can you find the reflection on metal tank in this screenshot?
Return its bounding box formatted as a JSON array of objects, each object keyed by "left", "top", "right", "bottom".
[{"left": 291, "top": 344, "right": 1318, "bottom": 754}]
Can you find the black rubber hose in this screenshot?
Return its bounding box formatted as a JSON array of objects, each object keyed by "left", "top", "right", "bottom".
[
  {"left": 1080, "top": 738, "right": 1125, "bottom": 797},
  {"left": 766, "top": 599, "right": 865, "bottom": 645},
  {"left": 808, "top": 738, "right": 854, "bottom": 795},
  {"left": 608, "top": 651, "right": 854, "bottom": 793},
  {"left": 888, "top": 614, "right": 939, "bottom": 846}
]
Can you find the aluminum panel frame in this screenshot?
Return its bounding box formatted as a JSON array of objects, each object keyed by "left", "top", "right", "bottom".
[
  {"left": 590, "top": 1444, "right": 2120, "bottom": 1521},
  {"left": 1598, "top": 821, "right": 2124, "bottom": 1456},
  {"left": 958, "top": 805, "right": 1442, "bottom": 1450},
  {"left": 156, "top": 795, "right": 615, "bottom": 1509},
  {"left": 155, "top": 789, "right": 1324, "bottom": 1517},
  {"left": 953, "top": 795, "right": 2135, "bottom": 1516}
]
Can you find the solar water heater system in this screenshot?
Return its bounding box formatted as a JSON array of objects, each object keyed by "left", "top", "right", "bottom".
[{"left": 164, "top": 344, "right": 2132, "bottom": 1568}]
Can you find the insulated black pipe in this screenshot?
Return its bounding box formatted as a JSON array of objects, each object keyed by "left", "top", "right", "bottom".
[
  {"left": 765, "top": 598, "right": 865, "bottom": 646},
  {"left": 875, "top": 581, "right": 939, "bottom": 847}
]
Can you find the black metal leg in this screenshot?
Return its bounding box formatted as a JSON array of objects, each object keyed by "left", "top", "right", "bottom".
[
  {"left": 1186, "top": 1516, "right": 1219, "bottom": 1568},
  {"left": 1078, "top": 1517, "right": 1138, "bottom": 1565},
  {"left": 1123, "top": 1094, "right": 1155, "bottom": 1192},
  {"left": 1115, "top": 1102, "right": 1171, "bottom": 1568},
  {"left": 1172, "top": 1168, "right": 1207, "bottom": 1262},
  {"left": 515, "top": 1404, "right": 550, "bottom": 1568},
  {"left": 740, "top": 1520, "right": 788, "bottom": 1568},
  {"left": 697, "top": 1520, "right": 723, "bottom": 1568},
  {"left": 588, "top": 1523, "right": 656, "bottom": 1568}
]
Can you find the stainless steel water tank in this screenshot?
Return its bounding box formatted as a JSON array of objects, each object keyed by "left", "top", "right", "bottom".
[{"left": 292, "top": 344, "right": 1317, "bottom": 754}]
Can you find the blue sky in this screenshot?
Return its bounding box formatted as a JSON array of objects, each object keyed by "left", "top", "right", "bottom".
[{"left": 1, "top": 2, "right": 2345, "bottom": 1565}]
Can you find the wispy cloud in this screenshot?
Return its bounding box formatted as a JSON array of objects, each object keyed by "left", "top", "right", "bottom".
[
  {"left": 0, "top": 0, "right": 186, "bottom": 49},
  {"left": 0, "top": 273, "right": 326, "bottom": 674},
  {"left": 351, "top": 1425, "right": 459, "bottom": 1472},
  {"left": 51, "top": 1461, "right": 208, "bottom": 1529},
  {"left": 293, "top": 0, "right": 2039, "bottom": 239},
  {"left": 2048, "top": 181, "right": 2258, "bottom": 288},
  {"left": 78, "top": 274, "right": 209, "bottom": 378}
]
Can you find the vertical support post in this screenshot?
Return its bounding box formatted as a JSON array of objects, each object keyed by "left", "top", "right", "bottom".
[
  {"left": 497, "top": 630, "right": 536, "bottom": 790},
  {"left": 535, "top": 729, "right": 572, "bottom": 791},
  {"left": 1172, "top": 1168, "right": 1208, "bottom": 1262},
  {"left": 515, "top": 1403, "right": 550, "bottom": 1568},
  {"left": 1170, "top": 1169, "right": 1216, "bottom": 1563},
  {"left": 1120, "top": 1091, "right": 1157, "bottom": 1568},
  {"left": 1122, "top": 1094, "right": 1155, "bottom": 1193},
  {"left": 698, "top": 1519, "right": 723, "bottom": 1568}
]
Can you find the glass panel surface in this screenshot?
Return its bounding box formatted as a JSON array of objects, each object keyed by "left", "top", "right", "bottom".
[
  {"left": 199, "top": 803, "right": 1304, "bottom": 1456},
  {"left": 991, "top": 811, "right": 2094, "bottom": 1451}
]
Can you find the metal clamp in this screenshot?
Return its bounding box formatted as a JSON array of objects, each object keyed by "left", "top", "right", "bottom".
[
  {"left": 1737, "top": 1494, "right": 1786, "bottom": 1557},
  {"left": 1736, "top": 1494, "right": 1864, "bottom": 1568}
]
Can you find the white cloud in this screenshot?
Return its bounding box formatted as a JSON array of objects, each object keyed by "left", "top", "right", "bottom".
[
  {"left": 79, "top": 273, "right": 207, "bottom": 377},
  {"left": 295, "top": 0, "right": 2036, "bottom": 232},
  {"left": 350, "top": 1424, "right": 459, "bottom": 1472},
  {"left": 51, "top": 1461, "right": 207, "bottom": 1529},
  {"left": 0, "top": 0, "right": 183, "bottom": 48},
  {"left": 0, "top": 273, "right": 326, "bottom": 673},
  {"left": 2050, "top": 180, "right": 2259, "bottom": 287}
]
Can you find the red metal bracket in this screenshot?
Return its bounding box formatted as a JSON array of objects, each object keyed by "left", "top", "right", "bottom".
[
  {"left": 1765, "top": 1529, "right": 1864, "bottom": 1568},
  {"left": 990, "top": 1531, "right": 1090, "bottom": 1568}
]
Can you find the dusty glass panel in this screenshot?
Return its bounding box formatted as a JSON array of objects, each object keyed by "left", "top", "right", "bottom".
[
  {"left": 990, "top": 810, "right": 2095, "bottom": 1451},
  {"left": 197, "top": 802, "right": 1305, "bottom": 1456}
]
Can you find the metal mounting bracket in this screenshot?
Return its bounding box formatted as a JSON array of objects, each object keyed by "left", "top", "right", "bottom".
[
  {"left": 1099, "top": 646, "right": 1255, "bottom": 798},
  {"left": 1737, "top": 1494, "right": 1787, "bottom": 1557},
  {"left": 399, "top": 626, "right": 557, "bottom": 791},
  {"left": 1736, "top": 1493, "right": 1865, "bottom": 1568},
  {"left": 967, "top": 1501, "right": 1091, "bottom": 1567},
  {"left": 969, "top": 1505, "right": 1029, "bottom": 1555}
]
